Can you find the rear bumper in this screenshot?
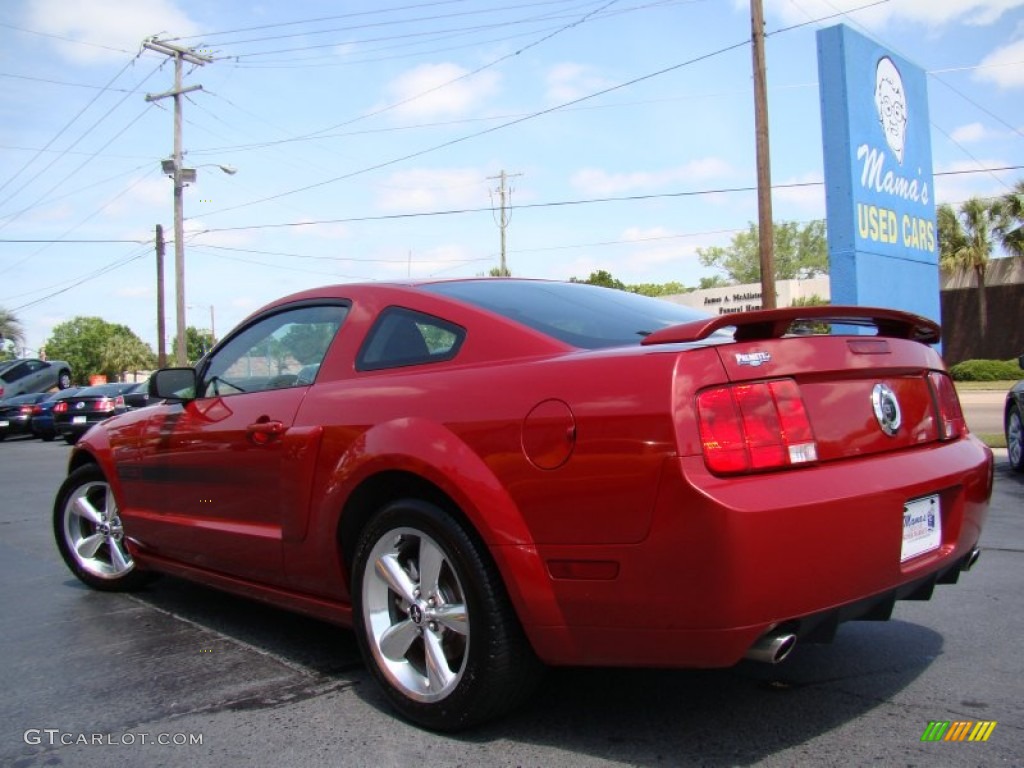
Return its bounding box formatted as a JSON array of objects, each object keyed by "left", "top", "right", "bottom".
[{"left": 506, "top": 437, "right": 992, "bottom": 667}]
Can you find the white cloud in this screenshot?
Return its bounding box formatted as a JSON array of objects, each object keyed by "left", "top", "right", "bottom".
[
  {"left": 24, "top": 0, "right": 202, "bottom": 63},
  {"left": 975, "top": 38, "right": 1024, "bottom": 88},
  {"left": 104, "top": 177, "right": 168, "bottom": 216},
  {"left": 755, "top": 0, "right": 1024, "bottom": 29},
  {"left": 183, "top": 218, "right": 253, "bottom": 248},
  {"left": 373, "top": 244, "right": 484, "bottom": 279},
  {"left": 373, "top": 168, "right": 488, "bottom": 211},
  {"left": 114, "top": 284, "right": 153, "bottom": 299},
  {"left": 933, "top": 159, "right": 1016, "bottom": 203},
  {"left": 570, "top": 158, "right": 734, "bottom": 196},
  {"left": 949, "top": 122, "right": 989, "bottom": 143},
  {"left": 545, "top": 63, "right": 615, "bottom": 103},
  {"left": 383, "top": 63, "right": 500, "bottom": 120},
  {"left": 774, "top": 171, "right": 826, "bottom": 214}
]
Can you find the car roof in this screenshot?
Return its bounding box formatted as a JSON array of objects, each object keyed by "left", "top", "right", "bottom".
[
  {"left": 2, "top": 392, "right": 49, "bottom": 404},
  {"left": 74, "top": 383, "right": 137, "bottom": 396}
]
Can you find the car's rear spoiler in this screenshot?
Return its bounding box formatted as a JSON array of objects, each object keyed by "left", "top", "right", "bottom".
[{"left": 640, "top": 305, "right": 941, "bottom": 346}]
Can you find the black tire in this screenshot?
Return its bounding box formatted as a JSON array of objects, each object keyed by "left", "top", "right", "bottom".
[
  {"left": 351, "top": 499, "right": 543, "bottom": 731},
  {"left": 58, "top": 370, "right": 72, "bottom": 390},
  {"left": 63, "top": 434, "right": 78, "bottom": 445},
  {"left": 53, "top": 464, "right": 155, "bottom": 592},
  {"left": 1007, "top": 404, "right": 1023, "bottom": 473}
]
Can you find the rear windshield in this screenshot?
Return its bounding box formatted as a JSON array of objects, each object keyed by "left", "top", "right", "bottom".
[{"left": 422, "top": 280, "right": 708, "bottom": 349}]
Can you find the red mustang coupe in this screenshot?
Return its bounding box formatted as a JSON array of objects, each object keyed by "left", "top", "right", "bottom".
[{"left": 53, "top": 279, "right": 992, "bottom": 730}]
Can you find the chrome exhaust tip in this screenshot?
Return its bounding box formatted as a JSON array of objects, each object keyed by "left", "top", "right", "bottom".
[
  {"left": 744, "top": 632, "right": 797, "bottom": 664},
  {"left": 962, "top": 547, "right": 981, "bottom": 571}
]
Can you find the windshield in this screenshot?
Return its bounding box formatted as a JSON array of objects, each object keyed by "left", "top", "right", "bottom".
[{"left": 422, "top": 280, "right": 708, "bottom": 349}]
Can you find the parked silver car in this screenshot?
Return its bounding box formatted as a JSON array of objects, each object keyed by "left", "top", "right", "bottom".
[{"left": 0, "top": 358, "right": 72, "bottom": 400}]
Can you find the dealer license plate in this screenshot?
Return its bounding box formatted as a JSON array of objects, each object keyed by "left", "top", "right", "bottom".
[
  {"left": 72, "top": 415, "right": 87, "bottom": 424},
  {"left": 0, "top": 420, "right": 8, "bottom": 428},
  {"left": 901, "top": 494, "right": 941, "bottom": 562}
]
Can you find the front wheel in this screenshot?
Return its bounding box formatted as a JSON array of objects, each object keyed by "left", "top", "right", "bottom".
[
  {"left": 351, "top": 499, "right": 543, "bottom": 731},
  {"left": 53, "top": 464, "right": 154, "bottom": 591},
  {"left": 58, "top": 370, "right": 72, "bottom": 389},
  {"left": 1007, "top": 404, "right": 1023, "bottom": 473}
]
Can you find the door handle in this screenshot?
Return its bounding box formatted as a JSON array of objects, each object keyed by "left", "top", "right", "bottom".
[{"left": 246, "top": 419, "right": 285, "bottom": 445}]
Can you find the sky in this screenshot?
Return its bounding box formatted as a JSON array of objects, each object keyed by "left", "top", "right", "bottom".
[{"left": 1, "top": 0, "right": 1022, "bottom": 355}]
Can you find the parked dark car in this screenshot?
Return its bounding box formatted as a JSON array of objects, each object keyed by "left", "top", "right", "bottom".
[
  {"left": 1006, "top": 354, "right": 1024, "bottom": 473},
  {"left": 0, "top": 358, "right": 72, "bottom": 399},
  {"left": 30, "top": 388, "right": 84, "bottom": 442},
  {"left": 52, "top": 279, "right": 992, "bottom": 731},
  {"left": 53, "top": 382, "right": 141, "bottom": 444},
  {"left": 0, "top": 392, "right": 51, "bottom": 440}
]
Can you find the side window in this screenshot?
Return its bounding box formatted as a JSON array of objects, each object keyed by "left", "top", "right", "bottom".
[
  {"left": 199, "top": 303, "right": 348, "bottom": 398},
  {"left": 357, "top": 307, "right": 465, "bottom": 371},
  {"left": 3, "top": 362, "right": 29, "bottom": 382}
]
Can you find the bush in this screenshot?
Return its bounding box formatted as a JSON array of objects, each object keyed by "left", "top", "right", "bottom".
[{"left": 949, "top": 359, "right": 1022, "bottom": 381}]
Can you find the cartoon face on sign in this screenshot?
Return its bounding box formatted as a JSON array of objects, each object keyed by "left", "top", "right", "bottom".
[{"left": 875, "top": 56, "right": 907, "bottom": 164}]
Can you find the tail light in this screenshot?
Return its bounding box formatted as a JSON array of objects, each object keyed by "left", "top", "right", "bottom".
[
  {"left": 928, "top": 371, "right": 966, "bottom": 440},
  {"left": 54, "top": 402, "right": 68, "bottom": 414},
  {"left": 95, "top": 396, "right": 125, "bottom": 413},
  {"left": 19, "top": 405, "right": 34, "bottom": 416},
  {"left": 32, "top": 404, "right": 44, "bottom": 415},
  {"left": 697, "top": 378, "right": 818, "bottom": 475}
]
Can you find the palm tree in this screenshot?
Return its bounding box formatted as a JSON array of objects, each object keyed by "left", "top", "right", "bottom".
[
  {"left": 994, "top": 180, "right": 1024, "bottom": 258},
  {"left": 938, "top": 198, "right": 997, "bottom": 337},
  {"left": 0, "top": 307, "right": 25, "bottom": 355}
]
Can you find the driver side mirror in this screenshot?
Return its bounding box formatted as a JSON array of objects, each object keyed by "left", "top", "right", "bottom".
[{"left": 150, "top": 368, "right": 197, "bottom": 401}]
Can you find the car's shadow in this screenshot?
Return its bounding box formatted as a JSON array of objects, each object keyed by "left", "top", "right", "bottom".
[{"left": 130, "top": 576, "right": 941, "bottom": 766}]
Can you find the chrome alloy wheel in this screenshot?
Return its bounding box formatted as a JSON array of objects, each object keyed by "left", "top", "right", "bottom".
[
  {"left": 61, "top": 479, "right": 135, "bottom": 580},
  {"left": 362, "top": 527, "right": 469, "bottom": 703}
]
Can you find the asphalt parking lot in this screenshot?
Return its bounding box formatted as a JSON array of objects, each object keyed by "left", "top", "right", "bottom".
[{"left": 0, "top": 435, "right": 1020, "bottom": 768}]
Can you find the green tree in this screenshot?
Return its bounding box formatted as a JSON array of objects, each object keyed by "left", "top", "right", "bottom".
[
  {"left": 0, "top": 307, "right": 25, "bottom": 359},
  {"left": 102, "top": 333, "right": 156, "bottom": 382},
  {"left": 938, "top": 198, "right": 997, "bottom": 337},
  {"left": 699, "top": 275, "right": 729, "bottom": 290},
  {"left": 172, "top": 326, "right": 216, "bottom": 365},
  {"left": 281, "top": 323, "right": 336, "bottom": 365},
  {"left": 570, "top": 270, "right": 626, "bottom": 290},
  {"left": 697, "top": 220, "right": 828, "bottom": 284},
  {"left": 44, "top": 317, "right": 150, "bottom": 384},
  {"left": 628, "top": 281, "right": 688, "bottom": 297},
  {"left": 994, "top": 179, "right": 1024, "bottom": 258}
]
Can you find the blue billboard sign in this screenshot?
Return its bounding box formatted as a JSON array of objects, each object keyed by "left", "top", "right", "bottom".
[{"left": 817, "top": 25, "right": 940, "bottom": 325}]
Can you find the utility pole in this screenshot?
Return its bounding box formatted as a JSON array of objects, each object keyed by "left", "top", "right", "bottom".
[
  {"left": 750, "top": 0, "right": 777, "bottom": 309},
  {"left": 143, "top": 38, "right": 212, "bottom": 365},
  {"left": 488, "top": 170, "right": 521, "bottom": 276},
  {"left": 155, "top": 224, "right": 167, "bottom": 368}
]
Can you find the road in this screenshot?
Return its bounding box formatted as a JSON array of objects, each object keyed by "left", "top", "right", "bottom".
[
  {"left": 0, "top": 436, "right": 1020, "bottom": 768},
  {"left": 959, "top": 389, "right": 1009, "bottom": 436}
]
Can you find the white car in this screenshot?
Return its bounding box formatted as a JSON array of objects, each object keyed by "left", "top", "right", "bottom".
[{"left": 0, "top": 358, "right": 73, "bottom": 400}]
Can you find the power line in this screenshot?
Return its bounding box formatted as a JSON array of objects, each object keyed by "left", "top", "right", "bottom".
[
  {"left": 187, "top": 165, "right": 1024, "bottom": 236},
  {"left": 0, "top": 71, "right": 136, "bottom": 92},
  {"left": 0, "top": 21, "right": 134, "bottom": 55},
  {"left": 192, "top": 36, "right": 751, "bottom": 220},
  {"left": 0, "top": 56, "right": 142, "bottom": 205}
]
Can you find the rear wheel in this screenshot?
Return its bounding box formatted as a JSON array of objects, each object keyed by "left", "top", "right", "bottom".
[
  {"left": 53, "top": 464, "right": 154, "bottom": 591},
  {"left": 1007, "top": 404, "right": 1023, "bottom": 473},
  {"left": 351, "top": 499, "right": 543, "bottom": 731}
]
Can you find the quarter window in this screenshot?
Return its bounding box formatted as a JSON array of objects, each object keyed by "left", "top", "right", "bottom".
[{"left": 357, "top": 307, "right": 465, "bottom": 371}]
